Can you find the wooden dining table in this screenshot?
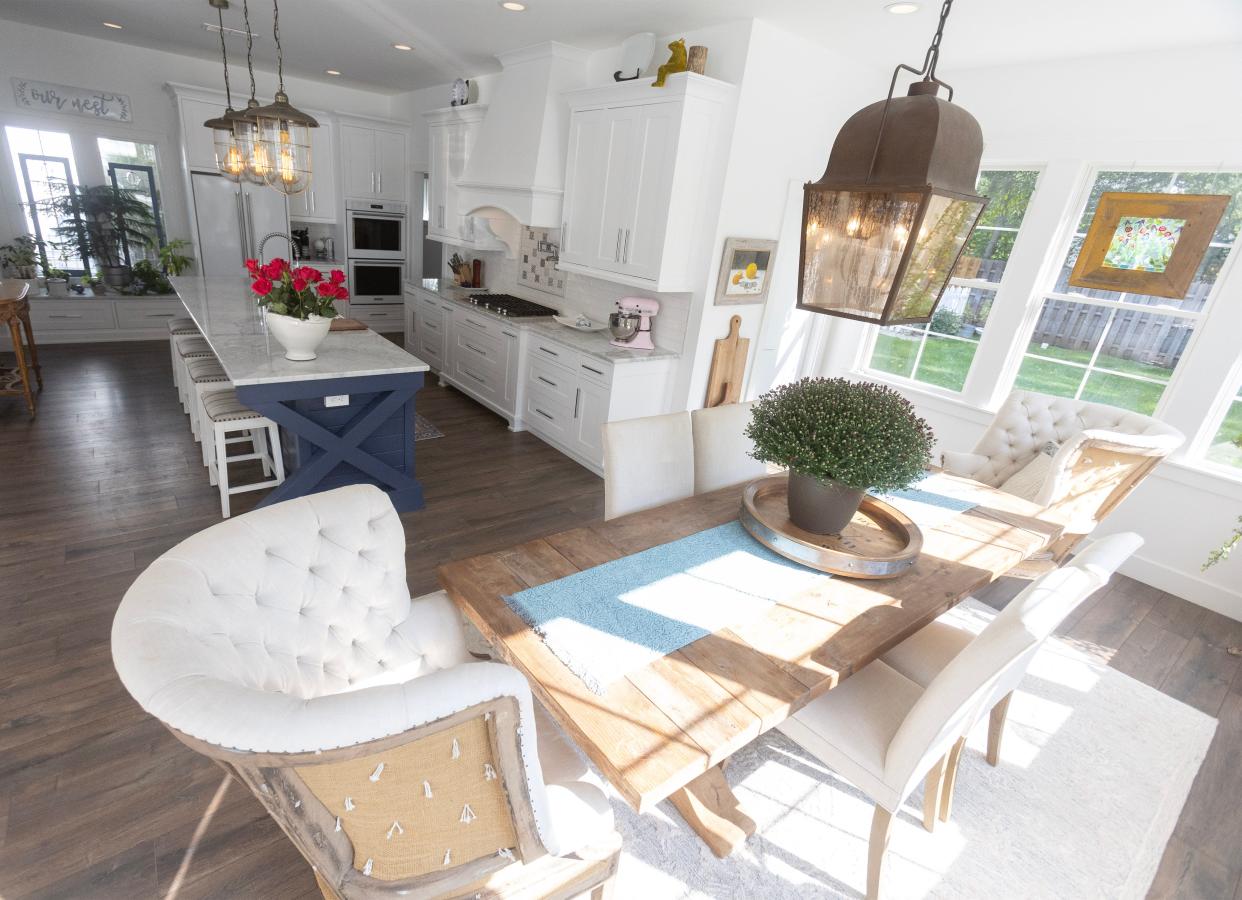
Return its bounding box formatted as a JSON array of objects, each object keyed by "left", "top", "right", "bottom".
[{"left": 437, "top": 473, "right": 1062, "bottom": 858}]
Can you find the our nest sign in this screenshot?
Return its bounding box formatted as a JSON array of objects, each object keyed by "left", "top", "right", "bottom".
[{"left": 11, "top": 78, "right": 132, "bottom": 123}]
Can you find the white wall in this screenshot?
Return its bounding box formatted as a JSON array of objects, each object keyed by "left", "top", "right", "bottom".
[
  {"left": 0, "top": 20, "right": 397, "bottom": 251},
  {"left": 807, "top": 42, "right": 1242, "bottom": 620}
]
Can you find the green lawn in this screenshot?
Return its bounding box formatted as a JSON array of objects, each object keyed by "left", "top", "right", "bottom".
[
  {"left": 871, "top": 332, "right": 1173, "bottom": 414},
  {"left": 1206, "top": 399, "right": 1242, "bottom": 471}
]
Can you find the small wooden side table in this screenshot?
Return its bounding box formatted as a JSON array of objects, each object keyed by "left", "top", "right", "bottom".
[{"left": 0, "top": 280, "right": 42, "bottom": 417}]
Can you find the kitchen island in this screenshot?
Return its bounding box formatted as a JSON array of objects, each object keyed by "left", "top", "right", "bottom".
[{"left": 172, "top": 276, "right": 430, "bottom": 511}]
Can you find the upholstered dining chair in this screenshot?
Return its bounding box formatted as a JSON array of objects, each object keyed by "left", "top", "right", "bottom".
[
  {"left": 777, "top": 561, "right": 1110, "bottom": 900},
  {"left": 882, "top": 531, "right": 1141, "bottom": 772},
  {"left": 690, "top": 401, "right": 768, "bottom": 495},
  {"left": 112, "top": 485, "right": 621, "bottom": 900},
  {"left": 602, "top": 410, "right": 694, "bottom": 519},
  {"left": 941, "top": 390, "right": 1181, "bottom": 565}
]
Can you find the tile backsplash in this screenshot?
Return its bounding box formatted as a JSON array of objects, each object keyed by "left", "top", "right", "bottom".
[
  {"left": 478, "top": 236, "right": 691, "bottom": 355},
  {"left": 518, "top": 227, "right": 565, "bottom": 297}
]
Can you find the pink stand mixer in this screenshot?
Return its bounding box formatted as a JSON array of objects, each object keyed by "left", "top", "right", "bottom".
[{"left": 609, "top": 297, "right": 659, "bottom": 350}]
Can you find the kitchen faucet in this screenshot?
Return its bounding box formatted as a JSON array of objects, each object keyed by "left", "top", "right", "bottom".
[{"left": 258, "top": 232, "right": 293, "bottom": 264}]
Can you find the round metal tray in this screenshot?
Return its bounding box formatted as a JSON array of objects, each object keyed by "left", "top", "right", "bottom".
[{"left": 739, "top": 475, "right": 923, "bottom": 579}]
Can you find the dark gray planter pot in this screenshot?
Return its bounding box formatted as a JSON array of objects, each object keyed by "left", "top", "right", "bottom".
[
  {"left": 787, "top": 471, "right": 865, "bottom": 535},
  {"left": 101, "top": 264, "right": 131, "bottom": 288}
]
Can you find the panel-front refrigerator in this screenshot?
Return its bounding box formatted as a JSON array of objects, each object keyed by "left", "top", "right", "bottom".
[{"left": 191, "top": 172, "right": 289, "bottom": 277}]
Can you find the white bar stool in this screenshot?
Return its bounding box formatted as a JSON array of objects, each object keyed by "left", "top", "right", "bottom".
[
  {"left": 174, "top": 335, "right": 214, "bottom": 413},
  {"left": 184, "top": 356, "right": 231, "bottom": 444},
  {"left": 168, "top": 317, "right": 199, "bottom": 394},
  {"left": 200, "top": 388, "right": 286, "bottom": 518}
]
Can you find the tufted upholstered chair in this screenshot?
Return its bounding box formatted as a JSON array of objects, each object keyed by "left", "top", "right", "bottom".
[
  {"left": 112, "top": 485, "right": 620, "bottom": 900},
  {"left": 941, "top": 390, "right": 1182, "bottom": 564}
]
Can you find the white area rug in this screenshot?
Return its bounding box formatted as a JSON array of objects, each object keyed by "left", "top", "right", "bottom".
[{"left": 605, "top": 600, "right": 1217, "bottom": 899}]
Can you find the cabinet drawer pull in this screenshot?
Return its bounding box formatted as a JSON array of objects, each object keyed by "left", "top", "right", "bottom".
[
  {"left": 623, "top": 228, "right": 631, "bottom": 263},
  {"left": 574, "top": 387, "right": 581, "bottom": 419},
  {"left": 369, "top": 312, "right": 389, "bottom": 317},
  {"left": 145, "top": 313, "right": 176, "bottom": 318},
  {"left": 502, "top": 330, "right": 516, "bottom": 338},
  {"left": 463, "top": 317, "right": 487, "bottom": 330},
  {"left": 464, "top": 368, "right": 486, "bottom": 384},
  {"left": 49, "top": 313, "right": 83, "bottom": 319},
  {"left": 614, "top": 228, "right": 622, "bottom": 262},
  {"left": 536, "top": 375, "right": 557, "bottom": 387},
  {"left": 464, "top": 342, "right": 485, "bottom": 355},
  {"left": 582, "top": 363, "right": 604, "bottom": 376},
  {"left": 425, "top": 320, "right": 440, "bottom": 330},
  {"left": 538, "top": 345, "right": 559, "bottom": 357},
  {"left": 534, "top": 407, "right": 554, "bottom": 421}
]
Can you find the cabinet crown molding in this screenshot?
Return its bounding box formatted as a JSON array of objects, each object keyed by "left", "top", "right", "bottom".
[{"left": 564, "top": 72, "right": 736, "bottom": 111}]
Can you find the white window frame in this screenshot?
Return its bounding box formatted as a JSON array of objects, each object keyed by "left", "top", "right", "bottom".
[{"left": 856, "top": 162, "right": 1047, "bottom": 406}]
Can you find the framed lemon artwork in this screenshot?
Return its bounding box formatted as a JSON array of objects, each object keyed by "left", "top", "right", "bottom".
[{"left": 715, "top": 237, "right": 778, "bottom": 306}]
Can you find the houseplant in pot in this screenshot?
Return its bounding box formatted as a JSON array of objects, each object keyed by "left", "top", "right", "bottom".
[
  {"left": 42, "top": 183, "right": 157, "bottom": 288},
  {"left": 746, "top": 377, "right": 935, "bottom": 534},
  {"left": 44, "top": 266, "right": 70, "bottom": 297},
  {"left": 1, "top": 235, "right": 42, "bottom": 291},
  {"left": 248, "top": 258, "right": 348, "bottom": 361}
]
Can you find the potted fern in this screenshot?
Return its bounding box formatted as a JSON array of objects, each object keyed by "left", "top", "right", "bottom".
[
  {"left": 41, "top": 184, "right": 157, "bottom": 288},
  {"left": 1, "top": 235, "right": 42, "bottom": 291},
  {"left": 746, "top": 377, "right": 935, "bottom": 534}
]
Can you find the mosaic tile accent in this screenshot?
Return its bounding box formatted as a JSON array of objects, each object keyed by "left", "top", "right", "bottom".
[{"left": 518, "top": 227, "right": 565, "bottom": 297}]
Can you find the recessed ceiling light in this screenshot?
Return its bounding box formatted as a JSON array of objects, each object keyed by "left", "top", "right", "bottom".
[
  {"left": 885, "top": 2, "right": 921, "bottom": 13},
  {"left": 500, "top": 1, "right": 526, "bottom": 10},
  {"left": 392, "top": 42, "right": 413, "bottom": 51},
  {"left": 324, "top": 69, "right": 341, "bottom": 76},
  {"left": 103, "top": 21, "right": 123, "bottom": 29}
]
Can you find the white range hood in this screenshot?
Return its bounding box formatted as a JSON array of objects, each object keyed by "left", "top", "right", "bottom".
[{"left": 456, "top": 42, "right": 589, "bottom": 228}]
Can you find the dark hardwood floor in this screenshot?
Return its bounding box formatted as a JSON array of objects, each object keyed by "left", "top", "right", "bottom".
[{"left": 0, "top": 341, "right": 1239, "bottom": 899}]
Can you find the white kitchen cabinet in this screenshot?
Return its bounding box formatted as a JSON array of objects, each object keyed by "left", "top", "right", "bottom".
[
  {"left": 347, "top": 303, "right": 403, "bottom": 332},
  {"left": 520, "top": 331, "right": 675, "bottom": 475},
  {"left": 414, "top": 291, "right": 451, "bottom": 371},
  {"left": 423, "top": 106, "right": 488, "bottom": 244},
  {"left": 446, "top": 306, "right": 520, "bottom": 422},
  {"left": 288, "top": 120, "right": 338, "bottom": 223},
  {"left": 340, "top": 123, "right": 408, "bottom": 202},
  {"left": 177, "top": 96, "right": 227, "bottom": 172},
  {"left": 558, "top": 73, "right": 735, "bottom": 292}
]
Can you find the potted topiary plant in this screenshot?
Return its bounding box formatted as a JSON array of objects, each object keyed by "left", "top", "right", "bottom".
[
  {"left": 40, "top": 183, "right": 157, "bottom": 288},
  {"left": 746, "top": 377, "right": 936, "bottom": 534},
  {"left": 247, "top": 258, "right": 349, "bottom": 361}
]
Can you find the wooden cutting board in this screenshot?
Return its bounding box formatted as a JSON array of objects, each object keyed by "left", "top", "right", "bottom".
[{"left": 704, "top": 314, "right": 748, "bottom": 407}]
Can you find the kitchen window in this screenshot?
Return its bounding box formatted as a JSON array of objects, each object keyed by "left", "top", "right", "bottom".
[
  {"left": 865, "top": 169, "right": 1040, "bottom": 392},
  {"left": 1013, "top": 169, "right": 1242, "bottom": 415},
  {"left": 98, "top": 137, "right": 167, "bottom": 262},
  {"left": 5, "top": 125, "right": 87, "bottom": 273}
]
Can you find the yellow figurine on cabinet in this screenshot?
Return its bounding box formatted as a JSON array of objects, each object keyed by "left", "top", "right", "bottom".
[{"left": 653, "top": 39, "right": 688, "bottom": 87}]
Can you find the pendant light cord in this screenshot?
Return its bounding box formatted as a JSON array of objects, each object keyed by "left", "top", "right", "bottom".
[
  {"left": 865, "top": 0, "right": 957, "bottom": 184},
  {"left": 243, "top": 0, "right": 257, "bottom": 101},
  {"left": 216, "top": 6, "right": 233, "bottom": 108},
  {"left": 271, "top": 0, "right": 285, "bottom": 94}
]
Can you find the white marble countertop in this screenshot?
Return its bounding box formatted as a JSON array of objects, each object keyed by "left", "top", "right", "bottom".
[
  {"left": 171, "top": 276, "right": 430, "bottom": 387},
  {"left": 413, "top": 282, "right": 678, "bottom": 365}
]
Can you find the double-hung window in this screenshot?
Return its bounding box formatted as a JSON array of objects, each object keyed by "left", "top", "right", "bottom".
[
  {"left": 1014, "top": 169, "right": 1242, "bottom": 415},
  {"left": 865, "top": 169, "right": 1041, "bottom": 392}
]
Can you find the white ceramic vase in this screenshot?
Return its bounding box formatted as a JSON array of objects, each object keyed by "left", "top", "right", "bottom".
[{"left": 265, "top": 311, "right": 333, "bottom": 361}]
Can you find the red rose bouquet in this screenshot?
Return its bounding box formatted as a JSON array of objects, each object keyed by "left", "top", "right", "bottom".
[{"left": 245, "top": 258, "right": 349, "bottom": 320}]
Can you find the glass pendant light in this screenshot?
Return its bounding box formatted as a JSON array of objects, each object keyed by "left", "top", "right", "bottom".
[
  {"left": 251, "top": 0, "right": 318, "bottom": 195},
  {"left": 233, "top": 0, "right": 271, "bottom": 185},
  {"left": 202, "top": 0, "right": 246, "bottom": 182},
  {"left": 797, "top": 0, "right": 988, "bottom": 325}
]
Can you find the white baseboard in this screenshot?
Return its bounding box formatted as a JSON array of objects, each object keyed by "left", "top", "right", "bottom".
[{"left": 1120, "top": 552, "right": 1242, "bottom": 623}]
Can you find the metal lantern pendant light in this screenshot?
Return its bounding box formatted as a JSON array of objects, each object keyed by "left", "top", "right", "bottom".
[
  {"left": 798, "top": 0, "right": 988, "bottom": 325},
  {"left": 251, "top": 0, "right": 318, "bottom": 195},
  {"left": 233, "top": 0, "right": 272, "bottom": 185},
  {"left": 203, "top": 0, "right": 246, "bottom": 182}
]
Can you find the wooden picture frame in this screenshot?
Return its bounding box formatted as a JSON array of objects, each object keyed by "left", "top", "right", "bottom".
[
  {"left": 715, "top": 238, "right": 777, "bottom": 306},
  {"left": 1068, "top": 191, "right": 1229, "bottom": 299}
]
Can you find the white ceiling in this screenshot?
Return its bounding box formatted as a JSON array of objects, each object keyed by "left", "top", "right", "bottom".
[{"left": 0, "top": 0, "right": 1239, "bottom": 93}]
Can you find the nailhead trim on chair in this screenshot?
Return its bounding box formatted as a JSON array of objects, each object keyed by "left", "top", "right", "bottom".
[
  {"left": 185, "top": 357, "right": 229, "bottom": 383},
  {"left": 168, "top": 317, "right": 199, "bottom": 335},
  {"left": 175, "top": 336, "right": 213, "bottom": 358},
  {"left": 201, "top": 388, "right": 265, "bottom": 423}
]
